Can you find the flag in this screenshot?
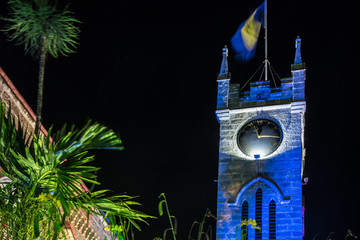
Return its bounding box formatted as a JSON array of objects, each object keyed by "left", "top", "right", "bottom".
[{"left": 231, "top": 2, "right": 265, "bottom": 62}]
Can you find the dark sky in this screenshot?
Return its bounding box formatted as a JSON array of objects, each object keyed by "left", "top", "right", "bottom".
[{"left": 0, "top": 1, "right": 358, "bottom": 239}]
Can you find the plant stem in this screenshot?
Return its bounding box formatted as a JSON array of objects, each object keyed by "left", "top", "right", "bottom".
[
  {"left": 162, "top": 194, "right": 176, "bottom": 240},
  {"left": 197, "top": 211, "right": 207, "bottom": 240},
  {"left": 35, "top": 36, "right": 47, "bottom": 137}
]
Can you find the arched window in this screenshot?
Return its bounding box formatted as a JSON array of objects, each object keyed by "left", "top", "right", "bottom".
[
  {"left": 269, "top": 200, "right": 276, "bottom": 239},
  {"left": 255, "top": 188, "right": 262, "bottom": 240},
  {"left": 241, "top": 201, "right": 249, "bottom": 240}
]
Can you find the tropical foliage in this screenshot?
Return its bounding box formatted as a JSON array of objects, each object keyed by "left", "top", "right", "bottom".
[
  {"left": 1, "top": 0, "right": 81, "bottom": 136},
  {"left": 227, "top": 219, "right": 261, "bottom": 240},
  {"left": 2, "top": 0, "right": 80, "bottom": 58},
  {"left": 0, "top": 102, "right": 151, "bottom": 239}
]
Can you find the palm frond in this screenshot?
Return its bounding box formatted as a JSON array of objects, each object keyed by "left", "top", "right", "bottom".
[
  {"left": 1, "top": 0, "right": 81, "bottom": 58},
  {"left": 0, "top": 102, "right": 31, "bottom": 181},
  {"left": 54, "top": 120, "right": 124, "bottom": 161},
  {"left": 0, "top": 101, "right": 151, "bottom": 239}
]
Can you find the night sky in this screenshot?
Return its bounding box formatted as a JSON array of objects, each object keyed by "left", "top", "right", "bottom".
[{"left": 0, "top": 0, "right": 358, "bottom": 239}]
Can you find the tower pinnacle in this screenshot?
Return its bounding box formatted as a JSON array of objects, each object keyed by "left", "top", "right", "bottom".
[
  {"left": 294, "top": 36, "right": 302, "bottom": 65},
  {"left": 292, "top": 36, "right": 305, "bottom": 70},
  {"left": 217, "top": 45, "right": 230, "bottom": 80}
]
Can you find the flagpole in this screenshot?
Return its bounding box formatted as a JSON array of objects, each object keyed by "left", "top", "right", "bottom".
[{"left": 264, "top": 0, "right": 268, "bottom": 81}]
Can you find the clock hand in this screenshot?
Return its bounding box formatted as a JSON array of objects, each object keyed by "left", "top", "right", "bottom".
[
  {"left": 258, "top": 135, "right": 280, "bottom": 138},
  {"left": 252, "top": 126, "right": 260, "bottom": 138}
]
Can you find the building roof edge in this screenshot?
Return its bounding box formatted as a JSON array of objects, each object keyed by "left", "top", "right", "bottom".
[{"left": 0, "top": 66, "right": 48, "bottom": 136}]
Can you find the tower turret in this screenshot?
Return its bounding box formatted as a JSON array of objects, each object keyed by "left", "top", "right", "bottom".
[
  {"left": 291, "top": 36, "right": 306, "bottom": 101},
  {"left": 216, "top": 46, "right": 230, "bottom": 110},
  {"left": 218, "top": 45, "right": 229, "bottom": 79},
  {"left": 294, "top": 37, "right": 302, "bottom": 65}
]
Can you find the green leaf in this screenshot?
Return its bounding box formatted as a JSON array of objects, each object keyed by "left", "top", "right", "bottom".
[
  {"left": 52, "top": 213, "right": 61, "bottom": 240},
  {"left": 158, "top": 200, "right": 166, "bottom": 216},
  {"left": 59, "top": 193, "right": 70, "bottom": 217},
  {"left": 34, "top": 212, "right": 40, "bottom": 238}
]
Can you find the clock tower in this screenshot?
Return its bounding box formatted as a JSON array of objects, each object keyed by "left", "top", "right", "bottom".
[{"left": 215, "top": 37, "right": 306, "bottom": 240}]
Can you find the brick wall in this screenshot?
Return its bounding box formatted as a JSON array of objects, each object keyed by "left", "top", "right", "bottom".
[{"left": 0, "top": 66, "right": 38, "bottom": 138}]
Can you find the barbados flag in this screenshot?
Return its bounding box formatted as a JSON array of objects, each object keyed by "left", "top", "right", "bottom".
[{"left": 231, "top": 2, "right": 265, "bottom": 62}]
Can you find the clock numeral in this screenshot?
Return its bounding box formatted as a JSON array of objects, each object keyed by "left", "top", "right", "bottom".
[
  {"left": 240, "top": 142, "right": 248, "bottom": 149},
  {"left": 266, "top": 147, "right": 271, "bottom": 154},
  {"left": 271, "top": 140, "right": 278, "bottom": 147}
]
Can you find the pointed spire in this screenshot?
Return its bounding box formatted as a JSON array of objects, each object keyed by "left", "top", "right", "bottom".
[
  {"left": 294, "top": 36, "right": 302, "bottom": 65},
  {"left": 217, "top": 45, "right": 230, "bottom": 80},
  {"left": 292, "top": 36, "right": 305, "bottom": 70}
]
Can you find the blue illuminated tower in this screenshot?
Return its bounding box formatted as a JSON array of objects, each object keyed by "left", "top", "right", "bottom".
[{"left": 215, "top": 37, "right": 306, "bottom": 240}]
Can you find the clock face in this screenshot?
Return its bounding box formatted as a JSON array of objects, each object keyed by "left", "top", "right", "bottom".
[{"left": 237, "top": 119, "right": 282, "bottom": 158}]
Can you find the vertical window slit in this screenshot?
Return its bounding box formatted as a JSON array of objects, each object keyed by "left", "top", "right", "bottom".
[
  {"left": 269, "top": 200, "right": 276, "bottom": 239},
  {"left": 241, "top": 201, "right": 249, "bottom": 240},
  {"left": 255, "top": 188, "right": 262, "bottom": 240}
]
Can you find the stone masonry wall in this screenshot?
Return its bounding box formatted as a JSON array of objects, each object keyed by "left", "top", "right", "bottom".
[
  {"left": 215, "top": 37, "right": 306, "bottom": 240},
  {"left": 216, "top": 103, "right": 305, "bottom": 240}
]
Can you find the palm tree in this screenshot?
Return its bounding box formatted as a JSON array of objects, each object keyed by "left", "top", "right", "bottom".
[
  {"left": 0, "top": 101, "right": 152, "bottom": 239},
  {"left": 1, "top": 0, "right": 81, "bottom": 136}
]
